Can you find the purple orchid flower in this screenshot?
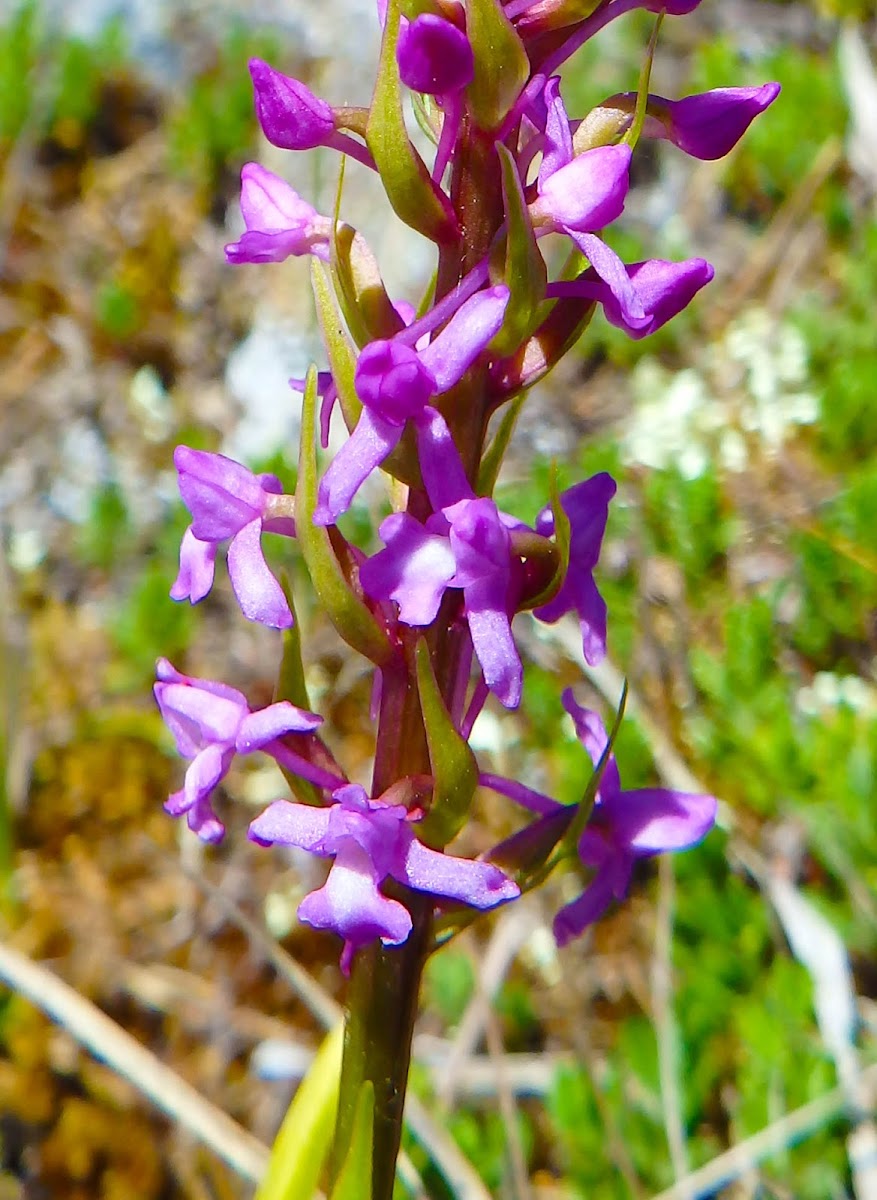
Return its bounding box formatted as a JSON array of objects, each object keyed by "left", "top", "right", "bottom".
[
  {"left": 534, "top": 473, "right": 616, "bottom": 665},
  {"left": 249, "top": 59, "right": 374, "bottom": 170},
  {"left": 171, "top": 446, "right": 296, "bottom": 629},
  {"left": 249, "top": 783, "right": 519, "bottom": 973},
  {"left": 547, "top": 257, "right": 715, "bottom": 338},
  {"left": 313, "top": 285, "right": 509, "bottom": 524},
  {"left": 154, "top": 658, "right": 327, "bottom": 843},
  {"left": 528, "top": 82, "right": 648, "bottom": 330},
  {"left": 225, "top": 163, "right": 332, "bottom": 265},
  {"left": 361, "top": 411, "right": 524, "bottom": 708},
  {"left": 485, "top": 691, "right": 716, "bottom": 944},
  {"left": 641, "top": 83, "right": 781, "bottom": 160}
]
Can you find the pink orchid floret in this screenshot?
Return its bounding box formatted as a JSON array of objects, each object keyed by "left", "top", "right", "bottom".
[
  {"left": 154, "top": 658, "right": 325, "bottom": 843},
  {"left": 548, "top": 257, "right": 715, "bottom": 338},
  {"left": 397, "top": 14, "right": 474, "bottom": 96},
  {"left": 361, "top": 411, "right": 524, "bottom": 708},
  {"left": 249, "top": 783, "right": 519, "bottom": 973},
  {"left": 225, "top": 163, "right": 332, "bottom": 265},
  {"left": 313, "top": 285, "right": 509, "bottom": 524},
  {"left": 171, "top": 446, "right": 296, "bottom": 629}
]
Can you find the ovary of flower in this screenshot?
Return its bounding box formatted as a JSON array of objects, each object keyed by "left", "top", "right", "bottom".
[
  {"left": 171, "top": 446, "right": 296, "bottom": 629},
  {"left": 154, "top": 658, "right": 324, "bottom": 843},
  {"left": 249, "top": 784, "right": 519, "bottom": 973}
]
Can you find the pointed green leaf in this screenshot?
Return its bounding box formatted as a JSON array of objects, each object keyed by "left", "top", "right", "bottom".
[
  {"left": 477, "top": 391, "right": 526, "bottom": 495},
  {"left": 490, "top": 143, "right": 548, "bottom": 355},
  {"left": 622, "top": 15, "right": 662, "bottom": 150},
  {"left": 415, "top": 639, "right": 479, "bottom": 849},
  {"left": 273, "top": 577, "right": 321, "bottom": 807},
  {"left": 366, "top": 0, "right": 459, "bottom": 243},
  {"left": 296, "top": 367, "right": 393, "bottom": 665},
  {"left": 329, "top": 1081, "right": 374, "bottom": 1200},
  {"left": 465, "top": 0, "right": 530, "bottom": 131},
  {"left": 255, "top": 1022, "right": 344, "bottom": 1200},
  {"left": 311, "top": 260, "right": 362, "bottom": 435}
]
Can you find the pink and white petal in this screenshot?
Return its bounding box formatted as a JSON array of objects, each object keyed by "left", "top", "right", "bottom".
[{"left": 226, "top": 520, "right": 293, "bottom": 629}]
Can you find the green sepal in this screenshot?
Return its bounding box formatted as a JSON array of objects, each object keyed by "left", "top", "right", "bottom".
[
  {"left": 366, "top": 0, "right": 458, "bottom": 243},
  {"left": 477, "top": 391, "right": 526, "bottom": 495},
  {"left": 331, "top": 221, "right": 405, "bottom": 347},
  {"left": 272, "top": 577, "right": 322, "bottom": 807},
  {"left": 492, "top": 295, "right": 596, "bottom": 399},
  {"left": 398, "top": 0, "right": 441, "bottom": 17},
  {"left": 296, "top": 366, "right": 393, "bottom": 666},
  {"left": 254, "top": 1022, "right": 344, "bottom": 1200},
  {"left": 465, "top": 0, "right": 530, "bottom": 131},
  {"left": 329, "top": 1081, "right": 374, "bottom": 1200},
  {"left": 310, "top": 260, "right": 423, "bottom": 490},
  {"left": 489, "top": 143, "right": 548, "bottom": 355},
  {"left": 414, "top": 639, "right": 479, "bottom": 849},
  {"left": 520, "top": 465, "right": 571, "bottom": 611}
]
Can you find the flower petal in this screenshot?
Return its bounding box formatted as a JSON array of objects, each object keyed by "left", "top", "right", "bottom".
[
  {"left": 400, "top": 837, "right": 520, "bottom": 907},
  {"left": 170, "top": 528, "right": 217, "bottom": 604},
  {"left": 236, "top": 701, "right": 322, "bottom": 752},
  {"left": 226, "top": 520, "right": 293, "bottom": 628},
  {"left": 607, "top": 787, "right": 717, "bottom": 855},
  {"left": 360, "top": 512, "right": 456, "bottom": 626},
  {"left": 174, "top": 446, "right": 268, "bottom": 540},
  {"left": 417, "top": 286, "right": 510, "bottom": 392},
  {"left": 248, "top": 799, "right": 331, "bottom": 852},
  {"left": 314, "top": 408, "right": 403, "bottom": 524}
]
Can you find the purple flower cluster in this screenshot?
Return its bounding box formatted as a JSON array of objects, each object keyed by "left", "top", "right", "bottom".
[{"left": 152, "top": 0, "right": 777, "bottom": 970}]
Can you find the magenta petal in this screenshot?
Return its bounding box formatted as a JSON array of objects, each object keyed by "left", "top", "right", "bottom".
[
  {"left": 174, "top": 446, "right": 267, "bottom": 540},
  {"left": 553, "top": 870, "right": 618, "bottom": 945},
  {"left": 314, "top": 408, "right": 403, "bottom": 524},
  {"left": 298, "top": 844, "right": 412, "bottom": 950},
  {"left": 418, "top": 286, "right": 510, "bottom": 392},
  {"left": 538, "top": 76, "right": 574, "bottom": 187},
  {"left": 355, "top": 339, "right": 437, "bottom": 422},
  {"left": 537, "top": 144, "right": 631, "bottom": 232},
  {"left": 156, "top": 683, "right": 245, "bottom": 752},
  {"left": 182, "top": 742, "right": 233, "bottom": 811},
  {"left": 397, "top": 14, "right": 474, "bottom": 96},
  {"left": 415, "top": 407, "right": 473, "bottom": 512},
  {"left": 236, "top": 701, "right": 322, "bottom": 752},
  {"left": 400, "top": 837, "right": 520, "bottom": 907},
  {"left": 185, "top": 795, "right": 226, "bottom": 843},
  {"left": 570, "top": 233, "right": 647, "bottom": 325},
  {"left": 249, "top": 58, "right": 335, "bottom": 151},
  {"left": 659, "top": 83, "right": 781, "bottom": 161},
  {"left": 607, "top": 787, "right": 717, "bottom": 854},
  {"left": 170, "top": 528, "right": 217, "bottom": 604},
  {"left": 248, "top": 799, "right": 331, "bottom": 851},
  {"left": 360, "top": 513, "right": 456, "bottom": 626},
  {"left": 226, "top": 519, "right": 293, "bottom": 629},
  {"left": 467, "top": 594, "right": 523, "bottom": 709}
]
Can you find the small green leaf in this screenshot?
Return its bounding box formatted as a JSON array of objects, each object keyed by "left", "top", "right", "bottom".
[
  {"left": 366, "top": 0, "right": 459, "bottom": 243},
  {"left": 465, "top": 0, "right": 530, "bottom": 131},
  {"left": 622, "top": 15, "right": 662, "bottom": 150},
  {"left": 490, "top": 144, "right": 548, "bottom": 355},
  {"left": 329, "top": 1081, "right": 374, "bottom": 1200},
  {"left": 311, "top": 260, "right": 362, "bottom": 435},
  {"left": 273, "top": 578, "right": 321, "bottom": 807},
  {"left": 415, "top": 639, "right": 479, "bottom": 848},
  {"left": 255, "top": 1022, "right": 344, "bottom": 1200},
  {"left": 296, "top": 367, "right": 393, "bottom": 665},
  {"left": 478, "top": 392, "right": 527, "bottom": 495}
]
